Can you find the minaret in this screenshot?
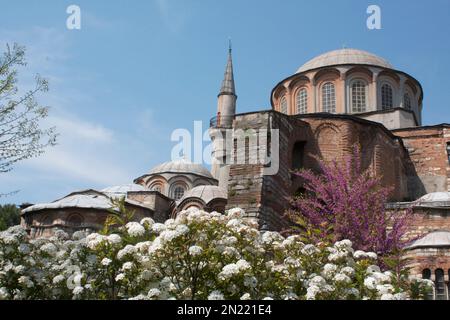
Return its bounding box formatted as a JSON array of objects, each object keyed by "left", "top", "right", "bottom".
[
  {"left": 216, "top": 41, "right": 237, "bottom": 128},
  {"left": 210, "top": 43, "right": 237, "bottom": 188}
]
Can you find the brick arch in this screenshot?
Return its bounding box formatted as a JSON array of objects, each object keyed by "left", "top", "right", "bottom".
[
  {"left": 359, "top": 130, "right": 376, "bottom": 173},
  {"left": 314, "top": 123, "right": 342, "bottom": 162},
  {"left": 313, "top": 68, "right": 341, "bottom": 83}
]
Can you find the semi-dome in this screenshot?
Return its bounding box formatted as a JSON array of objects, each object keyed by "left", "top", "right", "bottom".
[
  {"left": 407, "top": 231, "right": 450, "bottom": 249},
  {"left": 179, "top": 185, "right": 227, "bottom": 204},
  {"left": 148, "top": 159, "right": 214, "bottom": 179},
  {"left": 296, "top": 48, "right": 393, "bottom": 74}
]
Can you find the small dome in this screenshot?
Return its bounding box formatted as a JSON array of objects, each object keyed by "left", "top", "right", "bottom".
[
  {"left": 148, "top": 159, "right": 214, "bottom": 179},
  {"left": 296, "top": 48, "right": 393, "bottom": 74},
  {"left": 102, "top": 184, "right": 149, "bottom": 196},
  {"left": 415, "top": 192, "right": 450, "bottom": 207},
  {"left": 179, "top": 185, "right": 227, "bottom": 204},
  {"left": 407, "top": 231, "right": 450, "bottom": 249}
]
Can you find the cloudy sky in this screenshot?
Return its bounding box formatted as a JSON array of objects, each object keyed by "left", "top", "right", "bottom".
[{"left": 1, "top": 0, "right": 450, "bottom": 205}]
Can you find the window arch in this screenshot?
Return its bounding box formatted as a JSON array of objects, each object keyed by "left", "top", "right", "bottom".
[
  {"left": 435, "top": 269, "right": 446, "bottom": 300},
  {"left": 404, "top": 92, "right": 412, "bottom": 110},
  {"left": 381, "top": 83, "right": 393, "bottom": 110},
  {"left": 351, "top": 80, "right": 367, "bottom": 113},
  {"left": 322, "top": 82, "right": 336, "bottom": 113},
  {"left": 296, "top": 88, "right": 308, "bottom": 114},
  {"left": 67, "top": 214, "right": 83, "bottom": 227},
  {"left": 280, "top": 96, "right": 288, "bottom": 114},
  {"left": 172, "top": 186, "right": 186, "bottom": 201},
  {"left": 150, "top": 183, "right": 163, "bottom": 193}
]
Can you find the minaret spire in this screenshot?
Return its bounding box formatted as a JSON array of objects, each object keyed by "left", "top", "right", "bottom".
[{"left": 219, "top": 39, "right": 236, "bottom": 97}]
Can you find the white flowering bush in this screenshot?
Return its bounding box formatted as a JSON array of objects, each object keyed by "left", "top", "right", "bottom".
[{"left": 0, "top": 208, "right": 433, "bottom": 300}]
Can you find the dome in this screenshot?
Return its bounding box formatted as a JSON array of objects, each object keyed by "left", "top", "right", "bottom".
[
  {"left": 415, "top": 192, "right": 450, "bottom": 208},
  {"left": 179, "top": 185, "right": 227, "bottom": 204},
  {"left": 22, "top": 191, "right": 112, "bottom": 213},
  {"left": 101, "top": 184, "right": 149, "bottom": 197},
  {"left": 296, "top": 48, "right": 393, "bottom": 74},
  {"left": 148, "top": 159, "right": 214, "bottom": 179},
  {"left": 407, "top": 231, "right": 450, "bottom": 249}
]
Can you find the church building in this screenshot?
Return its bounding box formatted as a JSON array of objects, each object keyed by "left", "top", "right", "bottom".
[{"left": 20, "top": 47, "right": 450, "bottom": 299}]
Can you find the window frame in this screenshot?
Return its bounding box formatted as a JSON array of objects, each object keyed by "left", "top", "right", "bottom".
[
  {"left": 280, "top": 96, "right": 288, "bottom": 114},
  {"left": 296, "top": 88, "right": 308, "bottom": 114},
  {"left": 350, "top": 79, "right": 368, "bottom": 113},
  {"left": 322, "top": 82, "right": 336, "bottom": 113},
  {"left": 381, "top": 83, "right": 394, "bottom": 110}
]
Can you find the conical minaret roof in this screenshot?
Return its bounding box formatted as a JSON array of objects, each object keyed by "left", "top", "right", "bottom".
[{"left": 218, "top": 43, "right": 236, "bottom": 97}]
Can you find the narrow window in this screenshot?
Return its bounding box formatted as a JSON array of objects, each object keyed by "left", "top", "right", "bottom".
[
  {"left": 173, "top": 186, "right": 185, "bottom": 201},
  {"left": 446, "top": 142, "right": 450, "bottom": 164},
  {"left": 351, "top": 80, "right": 367, "bottom": 113},
  {"left": 404, "top": 93, "right": 412, "bottom": 110},
  {"left": 435, "top": 269, "right": 446, "bottom": 300},
  {"left": 381, "top": 84, "right": 393, "bottom": 110},
  {"left": 280, "top": 96, "right": 288, "bottom": 114},
  {"left": 322, "top": 82, "right": 336, "bottom": 113},
  {"left": 296, "top": 88, "right": 308, "bottom": 114}
]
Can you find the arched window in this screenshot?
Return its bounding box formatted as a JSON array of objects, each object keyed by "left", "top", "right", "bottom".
[
  {"left": 280, "top": 96, "right": 288, "bottom": 114},
  {"left": 351, "top": 80, "right": 367, "bottom": 113},
  {"left": 322, "top": 82, "right": 336, "bottom": 113},
  {"left": 173, "top": 186, "right": 185, "bottom": 201},
  {"left": 68, "top": 214, "right": 83, "bottom": 227},
  {"left": 296, "top": 88, "right": 308, "bottom": 114},
  {"left": 435, "top": 269, "right": 447, "bottom": 300},
  {"left": 381, "top": 84, "right": 393, "bottom": 110},
  {"left": 42, "top": 215, "right": 53, "bottom": 226},
  {"left": 151, "top": 184, "right": 162, "bottom": 193},
  {"left": 404, "top": 93, "right": 412, "bottom": 110}
]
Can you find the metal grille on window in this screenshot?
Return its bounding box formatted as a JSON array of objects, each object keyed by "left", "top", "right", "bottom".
[
  {"left": 351, "top": 81, "right": 367, "bottom": 113},
  {"left": 296, "top": 89, "right": 308, "bottom": 114},
  {"left": 404, "top": 93, "right": 412, "bottom": 110},
  {"left": 381, "top": 84, "right": 393, "bottom": 110},
  {"left": 322, "top": 82, "right": 336, "bottom": 113},
  {"left": 173, "top": 186, "right": 185, "bottom": 201},
  {"left": 280, "top": 96, "right": 288, "bottom": 114}
]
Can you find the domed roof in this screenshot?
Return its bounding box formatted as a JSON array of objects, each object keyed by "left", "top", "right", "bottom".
[
  {"left": 296, "top": 48, "right": 393, "bottom": 74},
  {"left": 415, "top": 192, "right": 450, "bottom": 207},
  {"left": 407, "top": 231, "right": 450, "bottom": 249},
  {"left": 179, "top": 185, "right": 227, "bottom": 204},
  {"left": 148, "top": 159, "right": 214, "bottom": 179},
  {"left": 101, "top": 184, "right": 149, "bottom": 197},
  {"left": 22, "top": 191, "right": 113, "bottom": 213}
]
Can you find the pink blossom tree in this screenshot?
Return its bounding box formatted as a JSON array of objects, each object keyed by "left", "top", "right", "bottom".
[{"left": 288, "top": 146, "right": 411, "bottom": 256}]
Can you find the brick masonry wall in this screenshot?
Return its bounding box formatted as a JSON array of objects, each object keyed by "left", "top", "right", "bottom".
[
  {"left": 394, "top": 126, "right": 450, "bottom": 198},
  {"left": 226, "top": 111, "right": 413, "bottom": 230}
]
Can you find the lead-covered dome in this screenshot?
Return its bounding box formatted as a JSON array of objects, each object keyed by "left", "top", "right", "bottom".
[
  {"left": 180, "top": 185, "right": 227, "bottom": 204},
  {"left": 148, "top": 159, "right": 214, "bottom": 179},
  {"left": 296, "top": 48, "right": 393, "bottom": 74}
]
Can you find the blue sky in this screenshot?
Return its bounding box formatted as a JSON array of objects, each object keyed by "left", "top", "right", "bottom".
[{"left": 1, "top": 0, "right": 450, "bottom": 205}]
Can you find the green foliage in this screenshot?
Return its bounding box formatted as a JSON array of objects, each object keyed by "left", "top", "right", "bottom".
[
  {"left": 101, "top": 197, "right": 135, "bottom": 235},
  {"left": 0, "top": 43, "right": 57, "bottom": 195},
  {"left": 0, "top": 204, "right": 20, "bottom": 231}
]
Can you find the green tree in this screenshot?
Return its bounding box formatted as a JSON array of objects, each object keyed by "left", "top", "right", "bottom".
[
  {"left": 0, "top": 43, "right": 57, "bottom": 194},
  {"left": 0, "top": 204, "right": 20, "bottom": 231}
]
